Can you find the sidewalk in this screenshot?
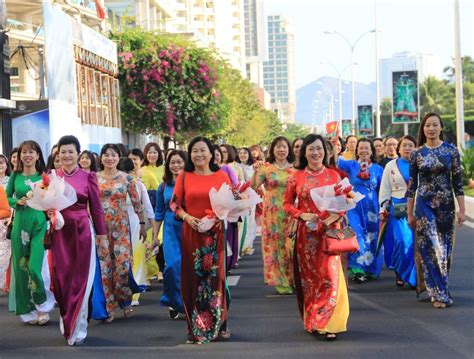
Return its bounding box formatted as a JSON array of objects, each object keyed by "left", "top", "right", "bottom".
[{"left": 465, "top": 196, "right": 474, "bottom": 220}]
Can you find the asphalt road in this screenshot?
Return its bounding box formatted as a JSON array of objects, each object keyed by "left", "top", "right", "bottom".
[{"left": 0, "top": 223, "right": 473, "bottom": 359}]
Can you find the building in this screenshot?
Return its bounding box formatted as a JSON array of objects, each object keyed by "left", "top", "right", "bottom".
[
  {"left": 263, "top": 14, "right": 296, "bottom": 124},
  {"left": 379, "top": 51, "right": 442, "bottom": 99}
]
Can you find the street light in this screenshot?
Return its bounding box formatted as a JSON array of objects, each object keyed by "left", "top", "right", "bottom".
[{"left": 324, "top": 29, "right": 375, "bottom": 134}]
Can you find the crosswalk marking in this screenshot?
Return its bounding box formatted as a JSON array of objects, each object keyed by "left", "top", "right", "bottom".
[{"left": 227, "top": 275, "right": 240, "bottom": 286}]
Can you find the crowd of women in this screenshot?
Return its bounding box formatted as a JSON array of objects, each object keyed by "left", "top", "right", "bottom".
[{"left": 0, "top": 112, "right": 466, "bottom": 346}]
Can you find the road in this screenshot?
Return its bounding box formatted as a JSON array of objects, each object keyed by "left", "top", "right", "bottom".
[{"left": 0, "top": 224, "right": 473, "bottom": 359}]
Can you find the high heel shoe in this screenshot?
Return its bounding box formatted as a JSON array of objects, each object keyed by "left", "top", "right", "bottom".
[{"left": 326, "top": 333, "right": 337, "bottom": 341}]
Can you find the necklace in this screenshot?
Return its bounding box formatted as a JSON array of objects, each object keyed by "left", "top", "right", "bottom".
[
  {"left": 63, "top": 166, "right": 80, "bottom": 177},
  {"left": 274, "top": 161, "right": 289, "bottom": 170}
]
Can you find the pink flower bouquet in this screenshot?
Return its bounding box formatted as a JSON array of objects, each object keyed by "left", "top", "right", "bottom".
[{"left": 310, "top": 178, "right": 364, "bottom": 214}]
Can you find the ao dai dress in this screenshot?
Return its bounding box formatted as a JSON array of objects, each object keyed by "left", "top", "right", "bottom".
[
  {"left": 407, "top": 142, "right": 464, "bottom": 304},
  {"left": 96, "top": 171, "right": 144, "bottom": 315},
  {"left": 0, "top": 175, "right": 10, "bottom": 292},
  {"left": 255, "top": 163, "right": 295, "bottom": 292},
  {"left": 284, "top": 167, "right": 349, "bottom": 334},
  {"left": 338, "top": 159, "right": 384, "bottom": 278}
]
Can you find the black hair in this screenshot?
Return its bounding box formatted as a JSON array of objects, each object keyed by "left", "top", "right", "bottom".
[
  {"left": 79, "top": 150, "right": 98, "bottom": 172},
  {"left": 116, "top": 143, "right": 128, "bottom": 158},
  {"left": 355, "top": 138, "right": 376, "bottom": 162},
  {"left": 418, "top": 112, "right": 444, "bottom": 146},
  {"left": 143, "top": 142, "right": 164, "bottom": 166},
  {"left": 46, "top": 151, "right": 60, "bottom": 172},
  {"left": 128, "top": 148, "right": 145, "bottom": 161},
  {"left": 16, "top": 140, "right": 46, "bottom": 173},
  {"left": 117, "top": 157, "right": 135, "bottom": 173},
  {"left": 213, "top": 145, "right": 224, "bottom": 165},
  {"left": 236, "top": 147, "right": 254, "bottom": 166},
  {"left": 184, "top": 136, "right": 220, "bottom": 172},
  {"left": 345, "top": 135, "right": 358, "bottom": 145},
  {"left": 99, "top": 143, "right": 121, "bottom": 170},
  {"left": 266, "top": 136, "right": 295, "bottom": 164},
  {"left": 296, "top": 134, "right": 330, "bottom": 170},
  {"left": 163, "top": 150, "right": 187, "bottom": 184},
  {"left": 8, "top": 147, "right": 18, "bottom": 171},
  {"left": 57, "top": 135, "right": 81, "bottom": 154},
  {"left": 220, "top": 144, "right": 236, "bottom": 163}
]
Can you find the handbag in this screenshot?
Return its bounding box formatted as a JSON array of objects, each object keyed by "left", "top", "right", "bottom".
[
  {"left": 393, "top": 202, "right": 407, "bottom": 218},
  {"left": 323, "top": 227, "right": 359, "bottom": 255},
  {"left": 6, "top": 209, "right": 14, "bottom": 239}
]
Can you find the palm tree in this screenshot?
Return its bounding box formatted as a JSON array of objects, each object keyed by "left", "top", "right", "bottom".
[
  {"left": 420, "top": 76, "right": 452, "bottom": 116},
  {"left": 443, "top": 56, "right": 474, "bottom": 83}
]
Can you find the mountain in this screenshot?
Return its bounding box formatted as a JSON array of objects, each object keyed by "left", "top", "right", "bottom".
[{"left": 295, "top": 76, "right": 376, "bottom": 125}]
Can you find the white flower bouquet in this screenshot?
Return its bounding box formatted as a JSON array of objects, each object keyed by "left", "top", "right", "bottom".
[{"left": 26, "top": 170, "right": 78, "bottom": 230}]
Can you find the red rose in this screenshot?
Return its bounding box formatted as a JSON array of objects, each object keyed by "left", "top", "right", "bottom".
[{"left": 202, "top": 253, "right": 214, "bottom": 271}]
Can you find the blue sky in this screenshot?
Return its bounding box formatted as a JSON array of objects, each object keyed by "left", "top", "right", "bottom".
[{"left": 266, "top": 0, "right": 474, "bottom": 88}]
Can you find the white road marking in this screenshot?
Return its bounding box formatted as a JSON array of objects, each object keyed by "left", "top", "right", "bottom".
[{"left": 227, "top": 275, "right": 240, "bottom": 286}]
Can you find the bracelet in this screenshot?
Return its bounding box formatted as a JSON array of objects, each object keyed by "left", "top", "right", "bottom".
[{"left": 182, "top": 214, "right": 188, "bottom": 221}]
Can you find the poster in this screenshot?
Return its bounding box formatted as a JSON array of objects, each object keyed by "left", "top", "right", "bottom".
[
  {"left": 357, "top": 105, "right": 374, "bottom": 136},
  {"left": 392, "top": 70, "right": 419, "bottom": 124},
  {"left": 341, "top": 119, "right": 352, "bottom": 137}
]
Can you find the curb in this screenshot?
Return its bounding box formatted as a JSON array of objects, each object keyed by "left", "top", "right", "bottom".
[{"left": 465, "top": 196, "right": 474, "bottom": 221}]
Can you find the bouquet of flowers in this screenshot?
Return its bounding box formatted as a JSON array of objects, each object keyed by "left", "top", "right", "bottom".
[
  {"left": 310, "top": 178, "right": 364, "bottom": 224},
  {"left": 198, "top": 181, "right": 262, "bottom": 233},
  {"left": 26, "top": 170, "right": 78, "bottom": 230}
]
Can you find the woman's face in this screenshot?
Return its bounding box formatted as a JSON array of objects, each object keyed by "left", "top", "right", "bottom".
[
  {"left": 128, "top": 153, "right": 143, "bottom": 170},
  {"left": 239, "top": 149, "right": 249, "bottom": 164},
  {"left": 10, "top": 152, "right": 18, "bottom": 170},
  {"left": 423, "top": 116, "right": 443, "bottom": 141},
  {"left": 251, "top": 149, "right": 259, "bottom": 160},
  {"left": 146, "top": 146, "right": 159, "bottom": 165},
  {"left": 305, "top": 139, "right": 325, "bottom": 169},
  {"left": 214, "top": 149, "right": 222, "bottom": 165},
  {"left": 0, "top": 157, "right": 8, "bottom": 175},
  {"left": 292, "top": 139, "right": 303, "bottom": 159},
  {"left": 273, "top": 140, "right": 289, "bottom": 162},
  {"left": 347, "top": 136, "right": 357, "bottom": 152},
  {"left": 373, "top": 140, "right": 384, "bottom": 157},
  {"left": 79, "top": 153, "right": 92, "bottom": 170},
  {"left": 384, "top": 138, "right": 398, "bottom": 157},
  {"left": 331, "top": 138, "right": 342, "bottom": 155},
  {"left": 101, "top": 148, "right": 120, "bottom": 170},
  {"left": 220, "top": 146, "right": 228, "bottom": 163},
  {"left": 191, "top": 141, "right": 212, "bottom": 168},
  {"left": 20, "top": 146, "right": 39, "bottom": 169},
  {"left": 169, "top": 154, "right": 185, "bottom": 177},
  {"left": 357, "top": 141, "right": 372, "bottom": 162},
  {"left": 58, "top": 144, "right": 78, "bottom": 169},
  {"left": 399, "top": 139, "right": 416, "bottom": 160}
]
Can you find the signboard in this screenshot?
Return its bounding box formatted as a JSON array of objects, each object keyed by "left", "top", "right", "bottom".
[
  {"left": 392, "top": 70, "right": 419, "bottom": 124},
  {"left": 341, "top": 119, "right": 352, "bottom": 137},
  {"left": 357, "top": 105, "right": 374, "bottom": 136}
]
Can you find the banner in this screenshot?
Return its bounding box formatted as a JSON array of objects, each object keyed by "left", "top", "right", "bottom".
[
  {"left": 341, "top": 119, "right": 352, "bottom": 137},
  {"left": 392, "top": 70, "right": 419, "bottom": 124},
  {"left": 325, "top": 121, "right": 338, "bottom": 137},
  {"left": 357, "top": 105, "right": 373, "bottom": 136}
]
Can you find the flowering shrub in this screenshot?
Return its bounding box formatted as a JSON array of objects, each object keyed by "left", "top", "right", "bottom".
[{"left": 112, "top": 29, "right": 225, "bottom": 139}]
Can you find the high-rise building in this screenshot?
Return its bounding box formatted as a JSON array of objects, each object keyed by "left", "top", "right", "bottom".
[
  {"left": 379, "top": 51, "right": 442, "bottom": 99},
  {"left": 243, "top": 0, "right": 267, "bottom": 88},
  {"left": 263, "top": 14, "right": 296, "bottom": 124}
]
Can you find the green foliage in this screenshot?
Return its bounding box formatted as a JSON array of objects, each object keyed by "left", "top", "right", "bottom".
[
  {"left": 281, "top": 123, "right": 310, "bottom": 142},
  {"left": 461, "top": 147, "right": 474, "bottom": 183}
]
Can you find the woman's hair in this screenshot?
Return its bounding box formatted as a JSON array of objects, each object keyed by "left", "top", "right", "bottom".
[
  {"left": 266, "top": 136, "right": 295, "bottom": 164},
  {"left": 116, "top": 143, "right": 128, "bottom": 158},
  {"left": 128, "top": 148, "right": 145, "bottom": 161},
  {"left": 345, "top": 135, "right": 358, "bottom": 145},
  {"left": 373, "top": 137, "right": 384, "bottom": 144},
  {"left": 184, "top": 136, "right": 220, "bottom": 172},
  {"left": 213, "top": 145, "right": 223, "bottom": 165},
  {"left": 249, "top": 144, "right": 265, "bottom": 161},
  {"left": 99, "top": 143, "right": 121, "bottom": 170},
  {"left": 8, "top": 147, "right": 18, "bottom": 170},
  {"left": 79, "top": 150, "right": 98, "bottom": 172},
  {"left": 117, "top": 157, "right": 135, "bottom": 173},
  {"left": 383, "top": 135, "right": 399, "bottom": 144},
  {"left": 0, "top": 154, "right": 11, "bottom": 176},
  {"left": 16, "top": 140, "right": 46, "bottom": 173},
  {"left": 292, "top": 137, "right": 304, "bottom": 149},
  {"left": 296, "top": 134, "right": 330, "bottom": 170},
  {"left": 46, "top": 151, "right": 60, "bottom": 172},
  {"left": 163, "top": 150, "right": 188, "bottom": 185},
  {"left": 57, "top": 135, "right": 81, "bottom": 154},
  {"left": 236, "top": 147, "right": 254, "bottom": 166},
  {"left": 355, "top": 138, "right": 376, "bottom": 162},
  {"left": 325, "top": 139, "right": 337, "bottom": 167},
  {"left": 143, "top": 142, "right": 164, "bottom": 166},
  {"left": 417, "top": 112, "right": 444, "bottom": 146},
  {"left": 220, "top": 144, "right": 236, "bottom": 164},
  {"left": 396, "top": 135, "right": 417, "bottom": 157}
]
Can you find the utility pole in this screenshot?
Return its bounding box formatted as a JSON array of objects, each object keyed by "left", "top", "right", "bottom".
[{"left": 454, "top": 0, "right": 465, "bottom": 151}]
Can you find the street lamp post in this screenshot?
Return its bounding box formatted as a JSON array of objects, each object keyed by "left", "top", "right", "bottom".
[{"left": 324, "top": 29, "right": 375, "bottom": 135}]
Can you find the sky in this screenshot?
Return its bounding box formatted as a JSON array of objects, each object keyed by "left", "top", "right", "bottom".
[{"left": 266, "top": 0, "right": 474, "bottom": 89}]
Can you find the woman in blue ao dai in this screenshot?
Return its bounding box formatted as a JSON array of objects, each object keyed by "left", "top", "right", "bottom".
[
  {"left": 379, "top": 136, "right": 417, "bottom": 288},
  {"left": 153, "top": 150, "right": 187, "bottom": 320},
  {"left": 338, "top": 138, "right": 384, "bottom": 282},
  {"left": 407, "top": 113, "right": 465, "bottom": 309}
]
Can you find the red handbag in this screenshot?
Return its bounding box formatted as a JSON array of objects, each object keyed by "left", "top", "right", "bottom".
[{"left": 323, "top": 227, "right": 359, "bottom": 255}]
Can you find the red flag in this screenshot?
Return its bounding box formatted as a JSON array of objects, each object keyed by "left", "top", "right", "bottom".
[
  {"left": 95, "top": 0, "right": 106, "bottom": 20},
  {"left": 325, "top": 121, "right": 338, "bottom": 137}
]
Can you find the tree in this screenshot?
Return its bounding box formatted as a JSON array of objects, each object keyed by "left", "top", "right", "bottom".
[
  {"left": 281, "top": 123, "right": 310, "bottom": 142},
  {"left": 419, "top": 76, "right": 452, "bottom": 116},
  {"left": 443, "top": 56, "right": 474, "bottom": 83}
]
